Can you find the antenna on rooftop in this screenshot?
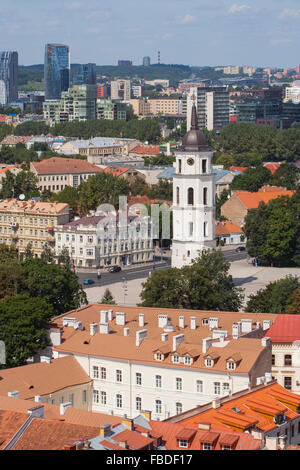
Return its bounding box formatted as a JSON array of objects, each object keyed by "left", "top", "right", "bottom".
[{"left": 158, "top": 50, "right": 160, "bottom": 65}]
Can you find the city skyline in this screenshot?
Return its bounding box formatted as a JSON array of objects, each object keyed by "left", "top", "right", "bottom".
[{"left": 1, "top": 0, "right": 300, "bottom": 68}]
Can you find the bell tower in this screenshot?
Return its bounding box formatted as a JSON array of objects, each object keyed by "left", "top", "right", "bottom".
[{"left": 171, "top": 104, "right": 216, "bottom": 268}]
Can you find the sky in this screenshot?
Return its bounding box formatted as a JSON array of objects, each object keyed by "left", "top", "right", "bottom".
[{"left": 1, "top": 0, "right": 300, "bottom": 67}]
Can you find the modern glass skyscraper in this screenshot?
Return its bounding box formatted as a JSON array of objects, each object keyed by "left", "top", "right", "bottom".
[
  {"left": 44, "top": 44, "right": 70, "bottom": 100},
  {"left": 0, "top": 51, "right": 18, "bottom": 106},
  {"left": 72, "top": 63, "right": 96, "bottom": 86}
]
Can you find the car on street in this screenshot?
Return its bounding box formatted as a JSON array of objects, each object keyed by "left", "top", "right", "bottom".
[
  {"left": 83, "top": 279, "right": 95, "bottom": 285},
  {"left": 235, "top": 246, "right": 246, "bottom": 252},
  {"left": 106, "top": 266, "right": 122, "bottom": 273}
]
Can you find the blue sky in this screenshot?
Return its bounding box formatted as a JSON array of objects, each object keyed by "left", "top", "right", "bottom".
[{"left": 1, "top": 0, "right": 300, "bottom": 67}]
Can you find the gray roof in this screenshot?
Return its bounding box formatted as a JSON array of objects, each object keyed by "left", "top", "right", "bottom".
[{"left": 157, "top": 166, "right": 176, "bottom": 180}]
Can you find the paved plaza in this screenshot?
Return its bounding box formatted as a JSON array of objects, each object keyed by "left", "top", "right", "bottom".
[{"left": 84, "top": 257, "right": 300, "bottom": 309}]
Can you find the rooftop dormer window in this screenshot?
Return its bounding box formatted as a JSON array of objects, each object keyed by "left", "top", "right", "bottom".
[
  {"left": 227, "top": 361, "right": 236, "bottom": 370},
  {"left": 172, "top": 355, "right": 180, "bottom": 363},
  {"left": 178, "top": 439, "right": 188, "bottom": 448},
  {"left": 184, "top": 356, "right": 192, "bottom": 365},
  {"left": 205, "top": 358, "right": 213, "bottom": 367},
  {"left": 155, "top": 352, "right": 164, "bottom": 361}
]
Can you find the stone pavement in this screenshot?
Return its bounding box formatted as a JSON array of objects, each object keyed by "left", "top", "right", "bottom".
[{"left": 84, "top": 258, "right": 300, "bottom": 309}]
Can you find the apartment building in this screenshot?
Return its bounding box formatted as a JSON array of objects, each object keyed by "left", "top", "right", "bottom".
[
  {"left": 130, "top": 98, "right": 180, "bottom": 116},
  {"left": 96, "top": 98, "right": 127, "bottom": 120},
  {"left": 223, "top": 65, "right": 240, "bottom": 75},
  {"left": 55, "top": 213, "right": 154, "bottom": 268},
  {"left": 30, "top": 157, "right": 103, "bottom": 192},
  {"left": 49, "top": 304, "right": 276, "bottom": 419},
  {"left": 187, "top": 86, "right": 229, "bottom": 131},
  {"left": 110, "top": 79, "right": 131, "bottom": 101},
  {"left": 0, "top": 198, "right": 69, "bottom": 258}
]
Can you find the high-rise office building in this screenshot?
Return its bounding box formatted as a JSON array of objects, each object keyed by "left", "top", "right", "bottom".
[
  {"left": 187, "top": 86, "right": 229, "bottom": 131},
  {"left": 44, "top": 44, "right": 70, "bottom": 100},
  {"left": 0, "top": 51, "right": 18, "bottom": 106},
  {"left": 72, "top": 63, "right": 96, "bottom": 86},
  {"left": 110, "top": 79, "right": 131, "bottom": 101},
  {"left": 143, "top": 56, "right": 151, "bottom": 67}
]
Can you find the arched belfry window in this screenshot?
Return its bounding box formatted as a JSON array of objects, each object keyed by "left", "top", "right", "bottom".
[
  {"left": 188, "top": 187, "right": 194, "bottom": 206},
  {"left": 176, "top": 187, "right": 180, "bottom": 205},
  {"left": 203, "top": 187, "right": 208, "bottom": 205}
]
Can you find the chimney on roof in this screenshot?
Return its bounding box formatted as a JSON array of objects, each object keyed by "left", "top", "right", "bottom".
[
  {"left": 27, "top": 405, "right": 44, "bottom": 419},
  {"left": 161, "top": 333, "right": 168, "bottom": 342},
  {"left": 108, "top": 309, "right": 114, "bottom": 321},
  {"left": 50, "top": 328, "right": 62, "bottom": 346},
  {"left": 40, "top": 356, "right": 51, "bottom": 364},
  {"left": 198, "top": 422, "right": 211, "bottom": 431},
  {"left": 179, "top": 316, "right": 185, "bottom": 328},
  {"left": 202, "top": 337, "right": 213, "bottom": 354},
  {"left": 8, "top": 391, "right": 19, "bottom": 399},
  {"left": 212, "top": 399, "right": 221, "bottom": 409},
  {"left": 116, "top": 312, "right": 126, "bottom": 326},
  {"left": 263, "top": 320, "right": 271, "bottom": 331},
  {"left": 209, "top": 317, "right": 219, "bottom": 330},
  {"left": 34, "top": 395, "right": 42, "bottom": 403},
  {"left": 173, "top": 334, "right": 184, "bottom": 351},
  {"left": 241, "top": 319, "right": 252, "bottom": 333},
  {"left": 100, "top": 323, "right": 110, "bottom": 335},
  {"left": 190, "top": 317, "right": 196, "bottom": 330},
  {"left": 99, "top": 424, "right": 112, "bottom": 438},
  {"left": 124, "top": 327, "right": 130, "bottom": 336},
  {"left": 60, "top": 402, "right": 72, "bottom": 416},
  {"left": 232, "top": 322, "right": 242, "bottom": 339},
  {"left": 136, "top": 329, "right": 147, "bottom": 347},
  {"left": 158, "top": 314, "right": 168, "bottom": 328},
  {"left": 90, "top": 323, "right": 98, "bottom": 336},
  {"left": 261, "top": 337, "right": 271, "bottom": 347},
  {"left": 100, "top": 310, "right": 108, "bottom": 324},
  {"left": 122, "top": 416, "right": 134, "bottom": 430},
  {"left": 139, "top": 313, "right": 145, "bottom": 327}
]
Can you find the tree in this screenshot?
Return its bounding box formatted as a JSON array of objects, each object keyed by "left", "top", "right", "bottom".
[
  {"left": 0, "top": 294, "right": 53, "bottom": 368},
  {"left": 0, "top": 261, "right": 28, "bottom": 300},
  {"left": 0, "top": 243, "right": 18, "bottom": 263},
  {"left": 21, "top": 258, "right": 87, "bottom": 315},
  {"left": 51, "top": 186, "right": 80, "bottom": 214},
  {"left": 0, "top": 170, "right": 39, "bottom": 199},
  {"left": 24, "top": 242, "right": 34, "bottom": 260},
  {"left": 287, "top": 288, "right": 300, "bottom": 314},
  {"left": 246, "top": 276, "right": 300, "bottom": 314},
  {"left": 100, "top": 289, "right": 116, "bottom": 305},
  {"left": 271, "top": 163, "right": 300, "bottom": 190},
  {"left": 40, "top": 245, "right": 54, "bottom": 263},
  {"left": 139, "top": 249, "right": 243, "bottom": 311},
  {"left": 231, "top": 166, "right": 272, "bottom": 192},
  {"left": 216, "top": 189, "right": 231, "bottom": 220},
  {"left": 57, "top": 246, "right": 72, "bottom": 269}
]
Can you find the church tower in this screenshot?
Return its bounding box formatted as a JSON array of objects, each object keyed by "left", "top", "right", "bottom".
[{"left": 171, "top": 104, "right": 216, "bottom": 268}]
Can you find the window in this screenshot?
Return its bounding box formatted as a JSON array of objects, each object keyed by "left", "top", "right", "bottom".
[
  {"left": 155, "top": 353, "right": 163, "bottom": 361},
  {"left": 155, "top": 400, "right": 162, "bottom": 414},
  {"left": 204, "top": 222, "right": 208, "bottom": 237},
  {"left": 116, "top": 370, "right": 122, "bottom": 383},
  {"left": 203, "top": 187, "right": 208, "bottom": 205},
  {"left": 222, "top": 445, "right": 231, "bottom": 450},
  {"left": 272, "top": 355, "right": 275, "bottom": 366},
  {"left": 187, "top": 187, "right": 194, "bottom": 205},
  {"left": 227, "top": 361, "right": 236, "bottom": 370},
  {"left": 136, "top": 397, "right": 142, "bottom": 411},
  {"left": 178, "top": 159, "right": 182, "bottom": 173},
  {"left": 116, "top": 394, "right": 122, "bottom": 408},
  {"left": 176, "top": 187, "right": 180, "bottom": 205},
  {"left": 172, "top": 355, "right": 180, "bottom": 363},
  {"left": 202, "top": 159, "right": 207, "bottom": 174},
  {"left": 176, "top": 377, "right": 182, "bottom": 391},
  {"left": 205, "top": 358, "right": 213, "bottom": 367},
  {"left": 69, "top": 394, "right": 74, "bottom": 406},
  {"left": 176, "top": 402, "right": 183, "bottom": 414},
  {"left": 189, "top": 222, "right": 193, "bottom": 237},
  {"left": 223, "top": 382, "right": 230, "bottom": 394},
  {"left": 100, "top": 391, "right": 107, "bottom": 405},
  {"left": 284, "top": 376, "right": 292, "bottom": 390},
  {"left": 92, "top": 366, "right": 99, "bottom": 379},
  {"left": 184, "top": 356, "right": 192, "bottom": 365},
  {"left": 178, "top": 439, "right": 188, "bottom": 448},
  {"left": 284, "top": 355, "right": 292, "bottom": 366},
  {"left": 82, "top": 390, "right": 87, "bottom": 403},
  {"left": 196, "top": 380, "right": 203, "bottom": 393},
  {"left": 203, "top": 443, "right": 212, "bottom": 450},
  {"left": 136, "top": 372, "right": 142, "bottom": 386},
  {"left": 214, "top": 382, "right": 221, "bottom": 395},
  {"left": 155, "top": 375, "right": 162, "bottom": 388},
  {"left": 93, "top": 390, "right": 99, "bottom": 404},
  {"left": 100, "top": 367, "right": 106, "bottom": 380}
]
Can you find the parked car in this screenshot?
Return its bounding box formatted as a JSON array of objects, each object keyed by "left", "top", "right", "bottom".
[
  {"left": 107, "top": 266, "right": 122, "bottom": 273},
  {"left": 235, "top": 246, "right": 246, "bottom": 252},
  {"left": 83, "top": 279, "right": 95, "bottom": 285}
]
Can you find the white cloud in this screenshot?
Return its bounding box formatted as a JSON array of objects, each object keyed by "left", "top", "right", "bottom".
[
  {"left": 182, "top": 14, "right": 196, "bottom": 24},
  {"left": 279, "top": 9, "right": 300, "bottom": 19},
  {"left": 64, "top": 1, "right": 84, "bottom": 10},
  {"left": 228, "top": 4, "right": 250, "bottom": 14}
]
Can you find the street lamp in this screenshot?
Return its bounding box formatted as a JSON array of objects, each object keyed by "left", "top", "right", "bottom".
[{"left": 122, "top": 277, "right": 128, "bottom": 305}]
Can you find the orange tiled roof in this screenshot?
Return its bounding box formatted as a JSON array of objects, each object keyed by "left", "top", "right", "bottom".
[
  {"left": 229, "top": 166, "right": 248, "bottom": 172},
  {"left": 263, "top": 163, "right": 281, "bottom": 174},
  {"left": 31, "top": 157, "right": 103, "bottom": 175},
  {"left": 0, "top": 198, "right": 69, "bottom": 215},
  {"left": 1, "top": 135, "right": 34, "bottom": 146},
  {"left": 103, "top": 166, "right": 131, "bottom": 177},
  {"left": 216, "top": 221, "right": 243, "bottom": 236},
  {"left": 177, "top": 382, "right": 300, "bottom": 434},
  {"left": 233, "top": 189, "right": 295, "bottom": 209},
  {"left": 113, "top": 428, "right": 154, "bottom": 450},
  {"left": 0, "top": 356, "right": 92, "bottom": 400},
  {"left": 264, "top": 314, "right": 300, "bottom": 343},
  {"left": 51, "top": 304, "right": 277, "bottom": 376},
  {"left": 131, "top": 145, "right": 160, "bottom": 155}
]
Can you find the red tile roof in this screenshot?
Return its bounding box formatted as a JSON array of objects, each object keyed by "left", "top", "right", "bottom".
[
  {"left": 263, "top": 163, "right": 281, "bottom": 174},
  {"left": 264, "top": 315, "right": 300, "bottom": 343},
  {"left": 131, "top": 145, "right": 160, "bottom": 156},
  {"left": 229, "top": 166, "right": 248, "bottom": 172},
  {"left": 233, "top": 189, "right": 295, "bottom": 209},
  {"left": 216, "top": 221, "right": 243, "bottom": 235},
  {"left": 31, "top": 157, "right": 103, "bottom": 175}
]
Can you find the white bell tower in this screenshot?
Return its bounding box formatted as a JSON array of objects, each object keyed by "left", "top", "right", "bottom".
[{"left": 171, "top": 104, "right": 216, "bottom": 268}]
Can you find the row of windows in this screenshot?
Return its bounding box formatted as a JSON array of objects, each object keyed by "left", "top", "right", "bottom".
[
  {"left": 176, "top": 187, "right": 208, "bottom": 206},
  {"left": 272, "top": 354, "right": 292, "bottom": 366},
  {"left": 39, "top": 175, "right": 89, "bottom": 182},
  {"left": 178, "top": 159, "right": 207, "bottom": 174},
  {"left": 0, "top": 238, "right": 49, "bottom": 248},
  {"left": 0, "top": 228, "right": 51, "bottom": 237},
  {"left": 58, "top": 235, "right": 151, "bottom": 250},
  {"left": 0, "top": 216, "right": 53, "bottom": 225},
  {"left": 92, "top": 368, "right": 229, "bottom": 395}
]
